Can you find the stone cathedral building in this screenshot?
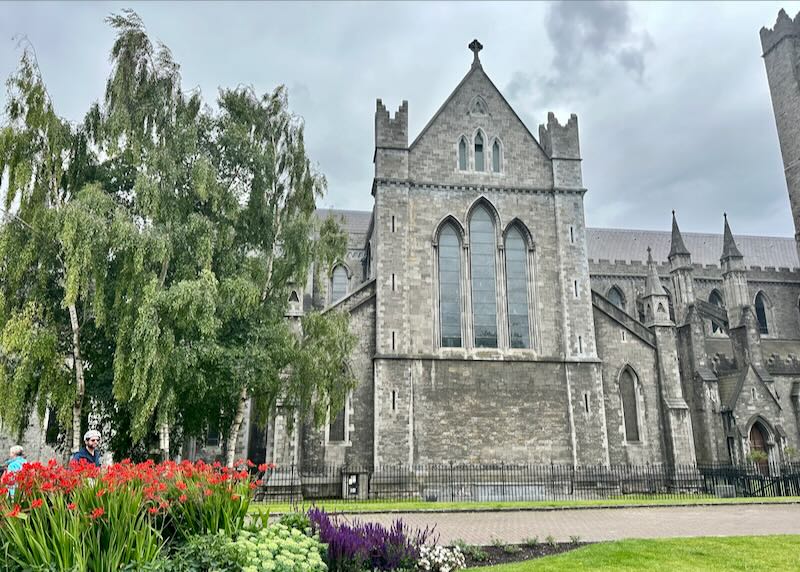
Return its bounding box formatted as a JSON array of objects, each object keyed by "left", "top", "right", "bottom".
[{"left": 254, "top": 10, "right": 800, "bottom": 471}]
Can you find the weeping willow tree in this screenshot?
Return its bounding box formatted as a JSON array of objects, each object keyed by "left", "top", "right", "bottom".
[
  {"left": 89, "top": 11, "right": 357, "bottom": 463},
  {"left": 0, "top": 48, "right": 126, "bottom": 452}
]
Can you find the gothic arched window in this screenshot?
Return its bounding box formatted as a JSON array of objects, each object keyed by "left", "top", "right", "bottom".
[
  {"left": 492, "top": 140, "right": 501, "bottom": 173},
  {"left": 505, "top": 226, "right": 529, "bottom": 348},
  {"left": 620, "top": 367, "right": 640, "bottom": 442},
  {"left": 607, "top": 286, "right": 625, "bottom": 310},
  {"left": 330, "top": 265, "right": 348, "bottom": 302},
  {"left": 474, "top": 132, "right": 485, "bottom": 172},
  {"left": 755, "top": 291, "right": 770, "bottom": 335},
  {"left": 458, "top": 137, "right": 467, "bottom": 171},
  {"left": 709, "top": 289, "right": 725, "bottom": 334},
  {"left": 470, "top": 205, "right": 497, "bottom": 347},
  {"left": 438, "top": 224, "right": 462, "bottom": 347}
]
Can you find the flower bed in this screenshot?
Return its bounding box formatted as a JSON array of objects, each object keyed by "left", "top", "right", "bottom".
[
  {"left": 0, "top": 458, "right": 265, "bottom": 571},
  {"left": 0, "top": 461, "right": 469, "bottom": 572}
]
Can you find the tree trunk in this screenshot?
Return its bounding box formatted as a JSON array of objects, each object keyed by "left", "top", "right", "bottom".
[
  {"left": 225, "top": 386, "right": 249, "bottom": 468},
  {"left": 68, "top": 303, "right": 85, "bottom": 454},
  {"left": 159, "top": 422, "right": 170, "bottom": 461}
]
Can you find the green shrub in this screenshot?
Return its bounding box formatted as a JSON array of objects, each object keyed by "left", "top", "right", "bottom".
[
  {"left": 157, "top": 533, "right": 246, "bottom": 571},
  {"left": 522, "top": 536, "right": 539, "bottom": 547},
  {"left": 278, "top": 511, "right": 311, "bottom": 532},
  {"left": 233, "top": 523, "right": 327, "bottom": 572},
  {"left": 451, "top": 540, "right": 487, "bottom": 562},
  {"left": 502, "top": 544, "right": 521, "bottom": 554}
]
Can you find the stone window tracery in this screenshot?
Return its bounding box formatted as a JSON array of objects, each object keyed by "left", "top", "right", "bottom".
[{"left": 607, "top": 286, "right": 625, "bottom": 310}]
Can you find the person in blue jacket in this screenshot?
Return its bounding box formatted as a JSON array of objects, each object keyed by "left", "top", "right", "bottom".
[{"left": 71, "top": 430, "right": 102, "bottom": 467}]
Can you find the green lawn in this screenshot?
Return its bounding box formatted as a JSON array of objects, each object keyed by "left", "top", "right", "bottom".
[
  {"left": 470, "top": 536, "right": 800, "bottom": 571},
  {"left": 250, "top": 495, "right": 800, "bottom": 514}
]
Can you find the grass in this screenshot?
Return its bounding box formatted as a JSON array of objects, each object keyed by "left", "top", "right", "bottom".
[
  {"left": 250, "top": 495, "right": 800, "bottom": 514},
  {"left": 470, "top": 536, "right": 800, "bottom": 571}
]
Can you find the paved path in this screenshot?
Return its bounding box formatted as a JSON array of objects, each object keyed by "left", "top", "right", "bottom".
[{"left": 338, "top": 504, "right": 800, "bottom": 544}]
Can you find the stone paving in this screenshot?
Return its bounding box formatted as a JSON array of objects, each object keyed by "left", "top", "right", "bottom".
[{"left": 338, "top": 504, "right": 800, "bottom": 544}]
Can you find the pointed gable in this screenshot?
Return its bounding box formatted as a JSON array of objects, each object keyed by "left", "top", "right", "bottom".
[{"left": 408, "top": 60, "right": 553, "bottom": 189}]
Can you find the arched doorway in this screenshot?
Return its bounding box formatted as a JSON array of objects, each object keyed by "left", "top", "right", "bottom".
[{"left": 749, "top": 423, "right": 769, "bottom": 475}]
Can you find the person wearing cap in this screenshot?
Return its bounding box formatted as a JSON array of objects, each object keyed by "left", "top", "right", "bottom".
[{"left": 71, "top": 430, "right": 102, "bottom": 467}]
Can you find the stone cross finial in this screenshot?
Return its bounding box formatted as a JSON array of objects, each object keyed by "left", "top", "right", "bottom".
[{"left": 469, "top": 39, "right": 483, "bottom": 67}]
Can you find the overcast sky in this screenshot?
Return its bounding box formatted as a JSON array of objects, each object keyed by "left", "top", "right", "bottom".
[{"left": 3, "top": 1, "right": 800, "bottom": 236}]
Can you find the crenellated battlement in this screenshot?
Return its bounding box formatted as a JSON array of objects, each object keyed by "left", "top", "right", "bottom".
[
  {"left": 538, "top": 112, "right": 580, "bottom": 160},
  {"left": 760, "top": 9, "right": 800, "bottom": 56},
  {"left": 375, "top": 99, "right": 408, "bottom": 149}
]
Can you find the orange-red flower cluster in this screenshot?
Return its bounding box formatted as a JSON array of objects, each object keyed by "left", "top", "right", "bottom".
[{"left": 0, "top": 458, "right": 264, "bottom": 522}]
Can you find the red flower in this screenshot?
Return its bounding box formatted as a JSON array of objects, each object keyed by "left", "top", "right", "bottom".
[
  {"left": 258, "top": 463, "right": 268, "bottom": 472},
  {"left": 89, "top": 507, "right": 105, "bottom": 520},
  {"left": 67, "top": 503, "right": 77, "bottom": 510},
  {"left": 5, "top": 504, "right": 21, "bottom": 517},
  {"left": 231, "top": 494, "right": 240, "bottom": 501},
  {"left": 96, "top": 488, "right": 107, "bottom": 498},
  {"left": 148, "top": 506, "right": 159, "bottom": 515},
  {"left": 175, "top": 481, "right": 187, "bottom": 491},
  {"left": 203, "top": 488, "right": 213, "bottom": 497},
  {"left": 30, "top": 498, "right": 43, "bottom": 509},
  {"left": 178, "top": 494, "right": 188, "bottom": 503}
]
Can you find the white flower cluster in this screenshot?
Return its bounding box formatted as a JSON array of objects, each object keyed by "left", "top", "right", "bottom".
[
  {"left": 416, "top": 545, "right": 466, "bottom": 572},
  {"left": 234, "top": 523, "right": 328, "bottom": 572}
]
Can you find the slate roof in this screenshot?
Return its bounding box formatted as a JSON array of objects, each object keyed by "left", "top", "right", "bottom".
[
  {"left": 312, "top": 209, "right": 800, "bottom": 270},
  {"left": 586, "top": 228, "right": 799, "bottom": 269},
  {"left": 315, "top": 208, "right": 373, "bottom": 248}
]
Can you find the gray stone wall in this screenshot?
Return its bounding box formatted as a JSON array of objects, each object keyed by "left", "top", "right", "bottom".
[
  {"left": 408, "top": 66, "right": 552, "bottom": 189},
  {"left": 593, "top": 307, "right": 665, "bottom": 464}
]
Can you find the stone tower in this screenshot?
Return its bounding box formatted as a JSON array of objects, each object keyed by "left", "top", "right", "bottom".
[
  {"left": 761, "top": 10, "right": 800, "bottom": 254},
  {"left": 667, "top": 211, "right": 694, "bottom": 325}
]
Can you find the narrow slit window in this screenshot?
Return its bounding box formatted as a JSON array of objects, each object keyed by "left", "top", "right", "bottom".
[
  {"left": 392, "top": 273, "right": 396, "bottom": 291},
  {"left": 392, "top": 331, "right": 396, "bottom": 351},
  {"left": 492, "top": 140, "right": 501, "bottom": 173},
  {"left": 578, "top": 335, "right": 583, "bottom": 353},
  {"left": 574, "top": 280, "right": 579, "bottom": 298},
  {"left": 584, "top": 393, "right": 590, "bottom": 413},
  {"left": 474, "top": 132, "right": 484, "bottom": 171},
  {"left": 621, "top": 369, "right": 640, "bottom": 441},
  {"left": 458, "top": 138, "right": 467, "bottom": 171},
  {"left": 391, "top": 390, "right": 397, "bottom": 411},
  {"left": 330, "top": 266, "right": 348, "bottom": 302},
  {"left": 392, "top": 215, "right": 396, "bottom": 233},
  {"left": 570, "top": 226, "right": 574, "bottom": 244}
]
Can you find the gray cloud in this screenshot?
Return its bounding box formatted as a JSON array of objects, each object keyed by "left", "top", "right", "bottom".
[
  {"left": 1, "top": 2, "right": 795, "bottom": 237},
  {"left": 507, "top": 1, "right": 653, "bottom": 109}
]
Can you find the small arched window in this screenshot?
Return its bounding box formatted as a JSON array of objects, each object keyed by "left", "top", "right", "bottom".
[
  {"left": 607, "top": 286, "right": 625, "bottom": 310},
  {"left": 330, "top": 266, "right": 348, "bottom": 302},
  {"left": 663, "top": 286, "right": 675, "bottom": 322},
  {"left": 505, "top": 226, "right": 529, "bottom": 348},
  {"left": 470, "top": 205, "right": 497, "bottom": 347},
  {"left": 709, "top": 290, "right": 725, "bottom": 334},
  {"left": 492, "top": 140, "right": 501, "bottom": 173},
  {"left": 755, "top": 291, "right": 769, "bottom": 335},
  {"left": 458, "top": 138, "right": 467, "bottom": 171},
  {"left": 438, "top": 224, "right": 462, "bottom": 347},
  {"left": 620, "top": 368, "right": 640, "bottom": 442},
  {"left": 474, "top": 132, "right": 485, "bottom": 172}
]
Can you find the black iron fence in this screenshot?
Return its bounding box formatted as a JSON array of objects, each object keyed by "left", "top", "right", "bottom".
[{"left": 254, "top": 462, "right": 800, "bottom": 504}]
